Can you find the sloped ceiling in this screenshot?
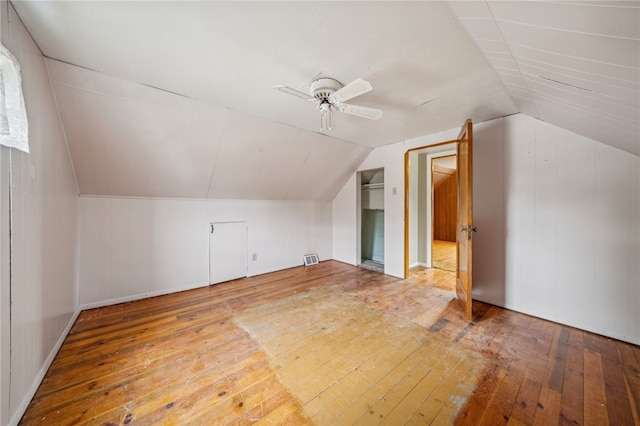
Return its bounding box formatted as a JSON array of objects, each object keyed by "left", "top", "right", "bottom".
[
  {"left": 449, "top": 1, "right": 639, "bottom": 155},
  {"left": 9, "top": 1, "right": 639, "bottom": 201},
  {"left": 46, "top": 60, "right": 369, "bottom": 200}
]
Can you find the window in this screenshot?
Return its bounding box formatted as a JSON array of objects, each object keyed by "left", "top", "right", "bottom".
[{"left": 0, "top": 43, "right": 28, "bottom": 153}]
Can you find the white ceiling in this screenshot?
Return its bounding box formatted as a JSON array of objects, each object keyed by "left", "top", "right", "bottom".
[
  {"left": 450, "top": 1, "right": 639, "bottom": 154},
  {"left": 10, "top": 1, "right": 639, "bottom": 200},
  {"left": 46, "top": 60, "right": 370, "bottom": 200}
]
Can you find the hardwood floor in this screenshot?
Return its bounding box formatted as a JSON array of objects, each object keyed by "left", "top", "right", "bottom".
[
  {"left": 432, "top": 240, "right": 456, "bottom": 272},
  {"left": 20, "top": 261, "right": 640, "bottom": 425}
]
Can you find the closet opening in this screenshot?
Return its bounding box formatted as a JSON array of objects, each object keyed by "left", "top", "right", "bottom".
[{"left": 358, "top": 168, "right": 384, "bottom": 273}]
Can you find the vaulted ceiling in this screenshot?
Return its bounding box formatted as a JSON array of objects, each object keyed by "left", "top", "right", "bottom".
[
  {"left": 11, "top": 1, "right": 639, "bottom": 201},
  {"left": 451, "top": 1, "right": 639, "bottom": 155}
]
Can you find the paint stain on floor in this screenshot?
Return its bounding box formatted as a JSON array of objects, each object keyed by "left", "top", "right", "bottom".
[{"left": 235, "top": 287, "right": 487, "bottom": 425}]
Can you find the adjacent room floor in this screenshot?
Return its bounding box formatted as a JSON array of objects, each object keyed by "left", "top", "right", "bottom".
[
  {"left": 20, "top": 261, "right": 640, "bottom": 425},
  {"left": 432, "top": 239, "right": 456, "bottom": 272}
]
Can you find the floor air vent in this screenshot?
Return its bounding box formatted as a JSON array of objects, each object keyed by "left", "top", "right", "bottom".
[{"left": 303, "top": 253, "right": 319, "bottom": 266}]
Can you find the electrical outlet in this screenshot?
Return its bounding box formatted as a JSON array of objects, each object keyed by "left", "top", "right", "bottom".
[{"left": 252, "top": 253, "right": 257, "bottom": 261}]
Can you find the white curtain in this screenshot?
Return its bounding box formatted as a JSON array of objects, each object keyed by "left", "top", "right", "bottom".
[{"left": 0, "top": 43, "right": 28, "bottom": 153}]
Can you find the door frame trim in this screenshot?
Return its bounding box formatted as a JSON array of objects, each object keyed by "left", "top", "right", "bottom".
[{"left": 404, "top": 140, "right": 457, "bottom": 278}]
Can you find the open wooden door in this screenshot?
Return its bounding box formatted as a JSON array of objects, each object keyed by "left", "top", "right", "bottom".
[{"left": 456, "top": 119, "right": 475, "bottom": 320}]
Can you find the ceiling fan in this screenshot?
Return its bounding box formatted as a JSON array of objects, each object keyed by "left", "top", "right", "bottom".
[{"left": 274, "top": 77, "right": 383, "bottom": 131}]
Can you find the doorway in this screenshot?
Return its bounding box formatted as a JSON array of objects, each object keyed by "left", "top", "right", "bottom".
[
  {"left": 359, "top": 168, "right": 384, "bottom": 273},
  {"left": 431, "top": 155, "right": 457, "bottom": 272},
  {"left": 405, "top": 144, "right": 456, "bottom": 284},
  {"left": 404, "top": 120, "right": 475, "bottom": 319}
]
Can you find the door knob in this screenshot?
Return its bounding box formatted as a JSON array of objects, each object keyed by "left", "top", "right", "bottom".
[{"left": 460, "top": 225, "right": 477, "bottom": 240}]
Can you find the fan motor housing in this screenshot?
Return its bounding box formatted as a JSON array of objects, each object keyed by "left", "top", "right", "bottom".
[{"left": 311, "top": 77, "right": 342, "bottom": 100}]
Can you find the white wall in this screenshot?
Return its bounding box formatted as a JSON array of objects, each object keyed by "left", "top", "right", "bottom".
[
  {"left": 332, "top": 114, "right": 640, "bottom": 345},
  {"left": 0, "top": 151, "right": 10, "bottom": 426},
  {"left": 332, "top": 174, "right": 358, "bottom": 266},
  {"left": 361, "top": 188, "right": 384, "bottom": 210},
  {"left": 332, "top": 128, "right": 459, "bottom": 277},
  {"left": 79, "top": 196, "right": 332, "bottom": 307},
  {"left": 1, "top": 3, "right": 80, "bottom": 423},
  {"left": 475, "top": 114, "right": 640, "bottom": 345},
  {"left": 0, "top": 8, "right": 10, "bottom": 423}
]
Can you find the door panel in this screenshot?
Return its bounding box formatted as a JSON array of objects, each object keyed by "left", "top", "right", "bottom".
[
  {"left": 209, "top": 222, "right": 248, "bottom": 285},
  {"left": 456, "top": 120, "right": 474, "bottom": 320}
]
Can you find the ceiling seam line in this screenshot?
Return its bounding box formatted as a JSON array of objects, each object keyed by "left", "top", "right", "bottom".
[
  {"left": 204, "top": 119, "right": 229, "bottom": 199},
  {"left": 281, "top": 149, "right": 314, "bottom": 201},
  {"left": 44, "top": 64, "right": 372, "bottom": 148},
  {"left": 43, "top": 56, "right": 100, "bottom": 73},
  {"left": 7, "top": 0, "right": 47, "bottom": 58},
  {"left": 523, "top": 81, "right": 640, "bottom": 111},
  {"left": 492, "top": 18, "right": 640, "bottom": 41},
  {"left": 484, "top": 1, "right": 540, "bottom": 119},
  {"left": 444, "top": 0, "right": 521, "bottom": 116},
  {"left": 492, "top": 42, "right": 640, "bottom": 71},
  {"left": 501, "top": 62, "right": 640, "bottom": 89}
]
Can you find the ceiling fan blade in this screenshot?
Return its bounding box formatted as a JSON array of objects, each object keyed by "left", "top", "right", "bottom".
[
  {"left": 339, "top": 103, "right": 383, "bottom": 120},
  {"left": 274, "top": 85, "right": 314, "bottom": 101},
  {"left": 329, "top": 78, "right": 373, "bottom": 103}
]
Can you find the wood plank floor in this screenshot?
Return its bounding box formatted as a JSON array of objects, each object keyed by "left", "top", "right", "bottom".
[
  {"left": 20, "top": 261, "right": 640, "bottom": 425},
  {"left": 431, "top": 240, "right": 456, "bottom": 272}
]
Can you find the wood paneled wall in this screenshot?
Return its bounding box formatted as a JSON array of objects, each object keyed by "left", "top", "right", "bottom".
[
  {"left": 472, "top": 115, "right": 640, "bottom": 345},
  {"left": 2, "top": 4, "right": 80, "bottom": 424},
  {"left": 79, "top": 197, "right": 332, "bottom": 307},
  {"left": 433, "top": 167, "right": 457, "bottom": 242}
]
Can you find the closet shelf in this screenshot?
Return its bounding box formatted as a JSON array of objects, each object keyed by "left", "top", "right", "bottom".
[{"left": 361, "top": 183, "right": 384, "bottom": 189}]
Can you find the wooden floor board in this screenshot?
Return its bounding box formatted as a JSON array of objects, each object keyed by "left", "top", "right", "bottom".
[
  {"left": 479, "top": 367, "right": 524, "bottom": 426},
  {"left": 602, "top": 353, "right": 635, "bottom": 425},
  {"left": 558, "top": 329, "right": 584, "bottom": 425},
  {"left": 583, "top": 349, "right": 609, "bottom": 426},
  {"left": 18, "top": 261, "right": 640, "bottom": 425},
  {"left": 509, "top": 376, "right": 542, "bottom": 425},
  {"left": 532, "top": 386, "right": 562, "bottom": 426}
]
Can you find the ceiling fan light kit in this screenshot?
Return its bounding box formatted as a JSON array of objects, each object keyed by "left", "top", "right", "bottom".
[
  {"left": 310, "top": 77, "right": 342, "bottom": 100},
  {"left": 274, "top": 76, "right": 383, "bottom": 132}
]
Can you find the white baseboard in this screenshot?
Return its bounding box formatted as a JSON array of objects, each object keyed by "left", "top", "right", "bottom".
[
  {"left": 10, "top": 280, "right": 211, "bottom": 424},
  {"left": 80, "top": 281, "right": 210, "bottom": 310},
  {"left": 474, "top": 296, "right": 640, "bottom": 347},
  {"left": 9, "top": 308, "right": 82, "bottom": 426}
]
